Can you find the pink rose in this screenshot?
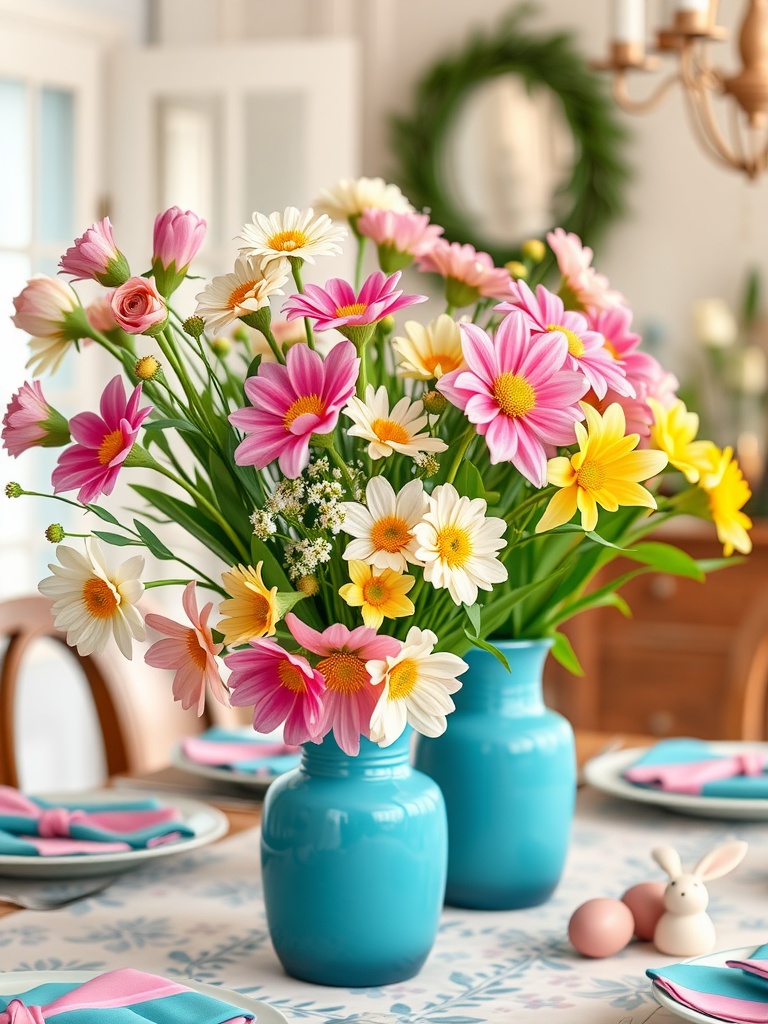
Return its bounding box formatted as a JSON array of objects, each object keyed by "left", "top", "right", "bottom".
[{"left": 110, "top": 277, "right": 167, "bottom": 335}]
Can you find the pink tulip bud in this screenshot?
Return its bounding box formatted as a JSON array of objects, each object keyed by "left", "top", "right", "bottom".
[
  {"left": 110, "top": 277, "right": 168, "bottom": 336},
  {"left": 2, "top": 381, "right": 70, "bottom": 457},
  {"left": 152, "top": 207, "right": 206, "bottom": 296},
  {"left": 59, "top": 218, "right": 131, "bottom": 287}
]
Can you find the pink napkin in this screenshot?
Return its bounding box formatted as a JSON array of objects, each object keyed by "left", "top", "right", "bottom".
[
  {"left": 181, "top": 736, "right": 297, "bottom": 766},
  {"left": 624, "top": 753, "right": 766, "bottom": 795}
]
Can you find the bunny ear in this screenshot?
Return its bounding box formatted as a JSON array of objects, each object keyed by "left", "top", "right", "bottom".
[
  {"left": 652, "top": 845, "right": 682, "bottom": 879},
  {"left": 693, "top": 840, "right": 748, "bottom": 881}
]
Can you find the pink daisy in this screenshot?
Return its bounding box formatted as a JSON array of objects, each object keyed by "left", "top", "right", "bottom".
[
  {"left": 283, "top": 271, "right": 426, "bottom": 340},
  {"left": 586, "top": 305, "right": 642, "bottom": 360},
  {"left": 144, "top": 581, "right": 228, "bottom": 716},
  {"left": 437, "top": 310, "right": 588, "bottom": 487},
  {"left": 285, "top": 612, "right": 401, "bottom": 756},
  {"left": 2, "top": 381, "right": 69, "bottom": 457},
  {"left": 497, "top": 281, "right": 634, "bottom": 400},
  {"left": 59, "top": 217, "right": 130, "bottom": 288},
  {"left": 356, "top": 209, "right": 444, "bottom": 271},
  {"left": 416, "top": 241, "right": 513, "bottom": 307},
  {"left": 547, "top": 228, "right": 623, "bottom": 313},
  {"left": 225, "top": 638, "right": 325, "bottom": 746},
  {"left": 52, "top": 375, "right": 152, "bottom": 504},
  {"left": 229, "top": 340, "right": 359, "bottom": 479}
]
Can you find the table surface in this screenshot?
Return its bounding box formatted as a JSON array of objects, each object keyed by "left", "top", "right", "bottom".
[{"left": 0, "top": 731, "right": 749, "bottom": 1024}]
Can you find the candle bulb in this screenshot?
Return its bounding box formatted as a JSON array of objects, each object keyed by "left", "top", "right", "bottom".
[{"left": 611, "top": 0, "right": 645, "bottom": 44}]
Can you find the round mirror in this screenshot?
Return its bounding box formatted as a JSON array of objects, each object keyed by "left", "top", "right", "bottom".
[{"left": 391, "top": 10, "right": 630, "bottom": 268}]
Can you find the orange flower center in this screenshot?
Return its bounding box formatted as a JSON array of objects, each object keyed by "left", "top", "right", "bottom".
[
  {"left": 81, "top": 576, "right": 118, "bottom": 619},
  {"left": 371, "top": 418, "right": 411, "bottom": 444},
  {"left": 185, "top": 628, "right": 208, "bottom": 670},
  {"left": 388, "top": 658, "right": 418, "bottom": 700},
  {"left": 266, "top": 229, "right": 309, "bottom": 252},
  {"left": 335, "top": 302, "right": 367, "bottom": 318},
  {"left": 576, "top": 459, "right": 606, "bottom": 491},
  {"left": 492, "top": 372, "right": 535, "bottom": 418},
  {"left": 283, "top": 393, "right": 325, "bottom": 429},
  {"left": 547, "top": 324, "right": 585, "bottom": 358},
  {"left": 603, "top": 337, "right": 620, "bottom": 359},
  {"left": 248, "top": 593, "right": 272, "bottom": 632},
  {"left": 277, "top": 659, "right": 308, "bottom": 693},
  {"left": 362, "top": 576, "right": 389, "bottom": 607},
  {"left": 435, "top": 524, "right": 472, "bottom": 568},
  {"left": 228, "top": 280, "right": 256, "bottom": 309},
  {"left": 318, "top": 651, "right": 369, "bottom": 694},
  {"left": 98, "top": 428, "right": 125, "bottom": 466},
  {"left": 424, "top": 352, "right": 461, "bottom": 376},
  {"left": 370, "top": 515, "right": 411, "bottom": 553}
]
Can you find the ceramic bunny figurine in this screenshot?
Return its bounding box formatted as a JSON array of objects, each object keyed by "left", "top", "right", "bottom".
[{"left": 651, "top": 841, "right": 748, "bottom": 957}]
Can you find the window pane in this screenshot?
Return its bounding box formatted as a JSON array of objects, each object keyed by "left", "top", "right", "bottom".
[
  {"left": 0, "top": 79, "right": 31, "bottom": 247},
  {"left": 243, "top": 92, "right": 306, "bottom": 220},
  {"left": 158, "top": 98, "right": 219, "bottom": 243},
  {"left": 38, "top": 87, "right": 75, "bottom": 244}
]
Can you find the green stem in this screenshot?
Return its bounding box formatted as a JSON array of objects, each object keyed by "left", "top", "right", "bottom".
[
  {"left": 312, "top": 435, "right": 357, "bottom": 493},
  {"left": 445, "top": 427, "right": 475, "bottom": 485},
  {"left": 354, "top": 235, "right": 367, "bottom": 291},
  {"left": 291, "top": 261, "right": 315, "bottom": 350},
  {"left": 145, "top": 578, "right": 194, "bottom": 589}
]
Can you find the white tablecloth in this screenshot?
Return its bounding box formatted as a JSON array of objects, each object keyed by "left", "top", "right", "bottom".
[{"left": 0, "top": 787, "right": 766, "bottom": 1023}]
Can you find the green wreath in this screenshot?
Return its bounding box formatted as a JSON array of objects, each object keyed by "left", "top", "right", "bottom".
[{"left": 390, "top": 6, "right": 631, "bottom": 269}]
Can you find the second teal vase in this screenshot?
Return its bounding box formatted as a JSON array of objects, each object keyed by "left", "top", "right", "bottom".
[{"left": 413, "top": 639, "right": 576, "bottom": 910}]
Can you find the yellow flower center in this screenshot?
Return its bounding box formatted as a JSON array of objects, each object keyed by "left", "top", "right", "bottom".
[
  {"left": 266, "top": 229, "right": 309, "bottom": 252},
  {"left": 135, "top": 356, "right": 159, "bottom": 381},
  {"left": 435, "top": 524, "right": 472, "bottom": 567},
  {"left": 82, "top": 576, "right": 119, "bottom": 619},
  {"left": 228, "top": 280, "right": 256, "bottom": 309},
  {"left": 370, "top": 515, "right": 412, "bottom": 553},
  {"left": 603, "top": 337, "right": 620, "bottom": 359},
  {"left": 576, "top": 459, "right": 606, "bottom": 491},
  {"left": 492, "top": 372, "right": 535, "bottom": 418},
  {"left": 277, "top": 659, "right": 307, "bottom": 693},
  {"left": 185, "top": 628, "right": 207, "bottom": 669},
  {"left": 388, "top": 658, "right": 419, "bottom": 700},
  {"left": 98, "top": 429, "right": 125, "bottom": 466},
  {"left": 371, "top": 418, "right": 411, "bottom": 445},
  {"left": 283, "top": 393, "right": 325, "bottom": 429},
  {"left": 247, "top": 593, "right": 272, "bottom": 632},
  {"left": 335, "top": 302, "right": 367, "bottom": 318},
  {"left": 424, "top": 352, "right": 461, "bottom": 376},
  {"left": 547, "top": 324, "right": 585, "bottom": 358},
  {"left": 362, "top": 576, "right": 389, "bottom": 608},
  {"left": 318, "top": 651, "right": 369, "bottom": 694}
]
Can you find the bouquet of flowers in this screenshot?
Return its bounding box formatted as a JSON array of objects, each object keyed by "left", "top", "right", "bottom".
[{"left": 4, "top": 177, "right": 753, "bottom": 755}]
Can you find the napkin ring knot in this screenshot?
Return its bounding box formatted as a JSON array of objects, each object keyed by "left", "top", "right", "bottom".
[
  {"left": 36, "top": 807, "right": 72, "bottom": 838},
  {"left": 0, "top": 999, "right": 46, "bottom": 1023}
]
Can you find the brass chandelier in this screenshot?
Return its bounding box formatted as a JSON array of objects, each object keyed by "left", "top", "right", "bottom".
[{"left": 594, "top": 0, "right": 768, "bottom": 179}]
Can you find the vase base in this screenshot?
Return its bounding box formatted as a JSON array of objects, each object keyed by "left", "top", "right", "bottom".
[
  {"left": 445, "top": 880, "right": 558, "bottom": 911},
  {"left": 278, "top": 951, "right": 430, "bottom": 988}
]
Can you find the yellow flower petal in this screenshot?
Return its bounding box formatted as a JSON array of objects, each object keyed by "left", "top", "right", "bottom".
[{"left": 536, "top": 485, "right": 578, "bottom": 533}]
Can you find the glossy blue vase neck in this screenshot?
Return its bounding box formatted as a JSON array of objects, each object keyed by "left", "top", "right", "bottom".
[
  {"left": 301, "top": 728, "right": 412, "bottom": 778},
  {"left": 454, "top": 640, "right": 552, "bottom": 715}
]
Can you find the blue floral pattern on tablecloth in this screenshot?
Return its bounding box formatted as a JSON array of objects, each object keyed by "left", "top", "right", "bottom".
[{"left": 0, "top": 787, "right": 766, "bottom": 1023}]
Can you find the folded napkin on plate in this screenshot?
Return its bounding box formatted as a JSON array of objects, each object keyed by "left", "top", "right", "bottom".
[
  {"left": 0, "top": 967, "right": 254, "bottom": 1023},
  {"left": 0, "top": 787, "right": 195, "bottom": 857},
  {"left": 648, "top": 942, "right": 768, "bottom": 1023},
  {"left": 622, "top": 739, "right": 768, "bottom": 797},
  {"left": 181, "top": 727, "right": 300, "bottom": 776}
]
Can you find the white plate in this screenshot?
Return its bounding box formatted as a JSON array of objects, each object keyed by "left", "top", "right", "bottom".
[
  {"left": 0, "top": 790, "right": 229, "bottom": 878},
  {"left": 651, "top": 945, "right": 756, "bottom": 1023},
  {"left": 171, "top": 733, "right": 300, "bottom": 792},
  {"left": 0, "top": 971, "right": 288, "bottom": 1023},
  {"left": 583, "top": 743, "right": 768, "bottom": 819}
]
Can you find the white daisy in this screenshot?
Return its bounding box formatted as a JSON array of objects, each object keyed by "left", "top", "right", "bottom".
[
  {"left": 342, "top": 384, "right": 448, "bottom": 461},
  {"left": 392, "top": 314, "right": 466, "bottom": 380},
  {"left": 194, "top": 255, "right": 289, "bottom": 333},
  {"left": 413, "top": 483, "right": 508, "bottom": 605},
  {"left": 38, "top": 538, "right": 145, "bottom": 659},
  {"left": 237, "top": 206, "right": 346, "bottom": 266},
  {"left": 341, "top": 477, "right": 427, "bottom": 572},
  {"left": 367, "top": 626, "right": 467, "bottom": 746},
  {"left": 314, "top": 177, "right": 414, "bottom": 221}
]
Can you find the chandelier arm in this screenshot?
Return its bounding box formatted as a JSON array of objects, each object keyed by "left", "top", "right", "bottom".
[
  {"left": 682, "top": 71, "right": 751, "bottom": 173},
  {"left": 611, "top": 68, "right": 681, "bottom": 114}
]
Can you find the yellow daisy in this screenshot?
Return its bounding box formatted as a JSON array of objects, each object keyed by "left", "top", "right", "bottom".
[
  {"left": 535, "top": 402, "right": 669, "bottom": 534},
  {"left": 697, "top": 445, "right": 752, "bottom": 556},
  {"left": 392, "top": 314, "right": 466, "bottom": 380},
  {"left": 218, "top": 561, "right": 278, "bottom": 645},
  {"left": 648, "top": 398, "right": 718, "bottom": 483},
  {"left": 339, "top": 560, "right": 415, "bottom": 629}
]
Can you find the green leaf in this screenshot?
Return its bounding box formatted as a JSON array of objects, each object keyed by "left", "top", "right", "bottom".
[
  {"left": 143, "top": 417, "right": 204, "bottom": 436},
  {"left": 551, "top": 631, "right": 584, "bottom": 676},
  {"left": 585, "top": 531, "right": 627, "bottom": 550},
  {"left": 93, "top": 530, "right": 139, "bottom": 547},
  {"left": 620, "top": 541, "right": 705, "bottom": 582},
  {"left": 463, "top": 602, "right": 481, "bottom": 634},
  {"left": 133, "top": 519, "right": 175, "bottom": 560},
  {"left": 86, "top": 504, "right": 122, "bottom": 527},
  {"left": 275, "top": 590, "right": 306, "bottom": 618},
  {"left": 250, "top": 536, "right": 291, "bottom": 591},
  {"left": 132, "top": 484, "right": 236, "bottom": 565},
  {"left": 454, "top": 461, "right": 486, "bottom": 500},
  {"left": 464, "top": 629, "right": 510, "bottom": 672},
  {"left": 246, "top": 354, "right": 262, "bottom": 379}
]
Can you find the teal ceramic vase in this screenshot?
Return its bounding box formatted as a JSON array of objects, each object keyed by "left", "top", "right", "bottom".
[
  {"left": 413, "top": 639, "right": 576, "bottom": 910},
  {"left": 260, "top": 727, "right": 447, "bottom": 986}
]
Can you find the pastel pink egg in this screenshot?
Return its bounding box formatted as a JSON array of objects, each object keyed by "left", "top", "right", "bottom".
[
  {"left": 568, "top": 897, "right": 635, "bottom": 958},
  {"left": 621, "top": 881, "right": 667, "bottom": 941}
]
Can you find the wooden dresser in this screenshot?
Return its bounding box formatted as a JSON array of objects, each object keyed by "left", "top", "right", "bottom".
[{"left": 544, "top": 519, "right": 768, "bottom": 740}]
